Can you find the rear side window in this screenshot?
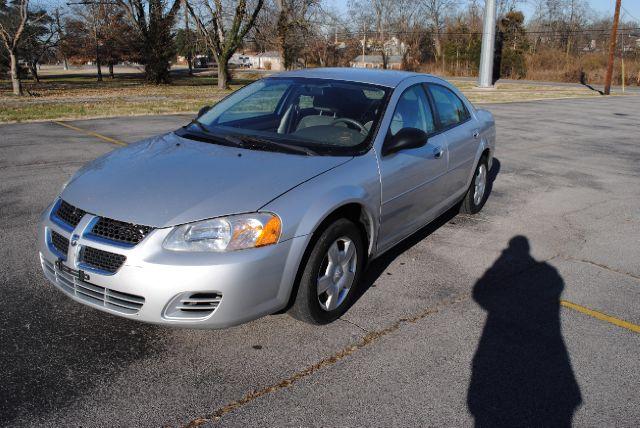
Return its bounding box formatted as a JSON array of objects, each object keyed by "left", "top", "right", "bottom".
[
  {"left": 389, "top": 85, "right": 436, "bottom": 136},
  {"left": 428, "top": 84, "right": 470, "bottom": 128}
]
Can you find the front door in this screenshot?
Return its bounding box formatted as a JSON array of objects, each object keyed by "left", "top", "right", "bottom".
[{"left": 377, "top": 84, "right": 449, "bottom": 252}]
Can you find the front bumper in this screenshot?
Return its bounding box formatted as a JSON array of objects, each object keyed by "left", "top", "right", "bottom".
[{"left": 38, "top": 202, "right": 308, "bottom": 328}]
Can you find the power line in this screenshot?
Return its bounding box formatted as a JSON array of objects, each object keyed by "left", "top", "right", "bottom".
[
  {"left": 621, "top": 5, "right": 640, "bottom": 24},
  {"left": 329, "top": 27, "right": 640, "bottom": 38}
]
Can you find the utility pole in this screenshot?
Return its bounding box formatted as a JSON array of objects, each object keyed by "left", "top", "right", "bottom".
[
  {"left": 362, "top": 21, "right": 366, "bottom": 68},
  {"left": 478, "top": 0, "right": 497, "bottom": 88},
  {"left": 604, "top": 0, "right": 622, "bottom": 95}
]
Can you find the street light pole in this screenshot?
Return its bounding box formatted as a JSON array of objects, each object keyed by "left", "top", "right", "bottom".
[{"left": 478, "top": 0, "right": 497, "bottom": 88}]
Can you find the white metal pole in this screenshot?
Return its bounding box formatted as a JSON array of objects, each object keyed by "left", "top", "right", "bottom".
[{"left": 478, "top": 0, "right": 497, "bottom": 88}]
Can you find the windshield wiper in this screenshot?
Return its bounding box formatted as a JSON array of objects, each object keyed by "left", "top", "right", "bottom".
[
  {"left": 187, "top": 118, "right": 208, "bottom": 133},
  {"left": 182, "top": 120, "right": 244, "bottom": 148},
  {"left": 233, "top": 134, "right": 317, "bottom": 156}
]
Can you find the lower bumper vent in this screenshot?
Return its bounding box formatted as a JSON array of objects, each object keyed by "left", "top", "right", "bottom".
[
  {"left": 163, "top": 292, "right": 222, "bottom": 320},
  {"left": 41, "top": 257, "right": 144, "bottom": 314}
]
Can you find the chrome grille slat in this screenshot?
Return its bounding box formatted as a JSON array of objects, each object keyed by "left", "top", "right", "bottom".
[
  {"left": 41, "top": 258, "right": 144, "bottom": 315},
  {"left": 180, "top": 298, "right": 222, "bottom": 304},
  {"left": 75, "top": 287, "right": 105, "bottom": 303},
  {"left": 163, "top": 292, "right": 222, "bottom": 320},
  {"left": 76, "top": 280, "right": 105, "bottom": 294},
  {"left": 175, "top": 305, "right": 219, "bottom": 311},
  {"left": 105, "top": 298, "right": 142, "bottom": 311},
  {"left": 107, "top": 290, "right": 145, "bottom": 305}
]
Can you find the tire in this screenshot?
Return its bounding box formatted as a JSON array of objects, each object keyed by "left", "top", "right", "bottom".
[
  {"left": 460, "top": 156, "right": 489, "bottom": 214},
  {"left": 288, "top": 218, "right": 365, "bottom": 325}
]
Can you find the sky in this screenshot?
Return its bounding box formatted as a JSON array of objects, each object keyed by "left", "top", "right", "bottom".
[{"left": 326, "top": 0, "right": 640, "bottom": 24}]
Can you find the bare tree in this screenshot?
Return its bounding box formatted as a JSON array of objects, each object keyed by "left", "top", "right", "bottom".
[
  {"left": 421, "top": 0, "right": 458, "bottom": 69},
  {"left": 52, "top": 8, "right": 69, "bottom": 70},
  {"left": 75, "top": 2, "right": 107, "bottom": 81},
  {"left": 187, "top": 0, "right": 264, "bottom": 89},
  {"left": 118, "top": 0, "right": 182, "bottom": 83},
  {"left": 21, "top": 9, "right": 58, "bottom": 82},
  {"left": 0, "top": 0, "right": 45, "bottom": 95},
  {"left": 275, "top": 0, "right": 320, "bottom": 70}
]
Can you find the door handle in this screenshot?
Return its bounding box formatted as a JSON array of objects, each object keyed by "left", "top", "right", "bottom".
[
  {"left": 473, "top": 130, "right": 480, "bottom": 139},
  {"left": 433, "top": 147, "right": 444, "bottom": 159}
]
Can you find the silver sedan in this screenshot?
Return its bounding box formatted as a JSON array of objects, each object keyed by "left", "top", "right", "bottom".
[{"left": 38, "top": 68, "right": 495, "bottom": 328}]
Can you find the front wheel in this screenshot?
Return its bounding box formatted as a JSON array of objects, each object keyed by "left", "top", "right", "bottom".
[
  {"left": 288, "top": 218, "right": 365, "bottom": 325},
  {"left": 460, "top": 157, "right": 489, "bottom": 214}
]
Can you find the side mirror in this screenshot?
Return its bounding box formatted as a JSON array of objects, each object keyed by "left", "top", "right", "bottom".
[
  {"left": 197, "top": 105, "right": 211, "bottom": 118},
  {"left": 382, "top": 127, "right": 428, "bottom": 156}
]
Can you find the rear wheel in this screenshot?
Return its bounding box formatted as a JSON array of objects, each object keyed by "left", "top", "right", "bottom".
[
  {"left": 460, "top": 156, "right": 489, "bottom": 214},
  {"left": 289, "top": 218, "right": 365, "bottom": 324}
]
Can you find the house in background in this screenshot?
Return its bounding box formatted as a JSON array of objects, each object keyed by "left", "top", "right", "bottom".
[
  {"left": 248, "top": 51, "right": 284, "bottom": 70},
  {"left": 229, "top": 53, "right": 252, "bottom": 68},
  {"left": 351, "top": 54, "right": 403, "bottom": 69}
]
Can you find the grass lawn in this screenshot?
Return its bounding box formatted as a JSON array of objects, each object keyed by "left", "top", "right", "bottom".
[{"left": 0, "top": 69, "right": 608, "bottom": 123}]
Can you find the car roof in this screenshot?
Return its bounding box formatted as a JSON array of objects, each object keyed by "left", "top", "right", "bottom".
[{"left": 271, "top": 67, "right": 435, "bottom": 88}]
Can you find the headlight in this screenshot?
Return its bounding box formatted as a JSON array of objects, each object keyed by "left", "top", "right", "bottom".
[{"left": 163, "top": 213, "right": 281, "bottom": 252}]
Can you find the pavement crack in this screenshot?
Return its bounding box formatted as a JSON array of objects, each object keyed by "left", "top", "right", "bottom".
[
  {"left": 340, "top": 317, "right": 368, "bottom": 332},
  {"left": 181, "top": 293, "right": 468, "bottom": 427},
  {"left": 560, "top": 256, "right": 640, "bottom": 282}
]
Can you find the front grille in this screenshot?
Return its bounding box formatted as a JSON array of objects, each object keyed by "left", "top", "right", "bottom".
[
  {"left": 55, "top": 200, "right": 86, "bottom": 227},
  {"left": 90, "top": 217, "right": 153, "bottom": 246},
  {"left": 50, "top": 230, "right": 69, "bottom": 256},
  {"left": 164, "top": 292, "right": 222, "bottom": 320},
  {"left": 80, "top": 246, "right": 126, "bottom": 273},
  {"left": 41, "top": 258, "right": 144, "bottom": 314}
]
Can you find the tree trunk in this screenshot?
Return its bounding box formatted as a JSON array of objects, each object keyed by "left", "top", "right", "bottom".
[
  {"left": 96, "top": 60, "right": 103, "bottom": 81},
  {"left": 108, "top": 62, "right": 114, "bottom": 78},
  {"left": 9, "top": 52, "right": 23, "bottom": 96},
  {"left": 433, "top": 34, "right": 442, "bottom": 60},
  {"left": 217, "top": 58, "right": 229, "bottom": 89},
  {"left": 29, "top": 61, "right": 40, "bottom": 83},
  {"left": 63, "top": 57, "right": 69, "bottom": 71},
  {"left": 187, "top": 55, "right": 193, "bottom": 75}
]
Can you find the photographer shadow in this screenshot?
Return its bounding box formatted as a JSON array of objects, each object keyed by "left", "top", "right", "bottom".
[{"left": 467, "top": 236, "right": 582, "bottom": 427}]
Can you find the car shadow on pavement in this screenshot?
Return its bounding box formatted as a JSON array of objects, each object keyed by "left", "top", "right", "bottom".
[
  {"left": 356, "top": 157, "right": 501, "bottom": 296},
  {"left": 467, "top": 236, "right": 582, "bottom": 427}
]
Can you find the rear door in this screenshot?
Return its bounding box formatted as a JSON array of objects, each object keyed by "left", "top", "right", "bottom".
[
  {"left": 377, "top": 84, "right": 449, "bottom": 252},
  {"left": 426, "top": 84, "right": 479, "bottom": 195}
]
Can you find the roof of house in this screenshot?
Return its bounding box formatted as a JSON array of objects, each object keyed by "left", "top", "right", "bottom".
[{"left": 272, "top": 67, "right": 431, "bottom": 88}]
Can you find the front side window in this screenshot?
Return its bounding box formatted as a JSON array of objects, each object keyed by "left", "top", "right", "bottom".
[
  {"left": 389, "top": 85, "right": 436, "bottom": 136},
  {"left": 194, "top": 77, "right": 390, "bottom": 155},
  {"left": 428, "top": 84, "right": 470, "bottom": 128}
]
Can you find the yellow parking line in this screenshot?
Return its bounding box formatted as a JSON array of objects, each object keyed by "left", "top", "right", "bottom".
[
  {"left": 53, "top": 121, "right": 127, "bottom": 146},
  {"left": 561, "top": 300, "right": 640, "bottom": 333}
]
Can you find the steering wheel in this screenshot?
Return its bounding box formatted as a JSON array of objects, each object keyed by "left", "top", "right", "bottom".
[{"left": 330, "top": 118, "right": 368, "bottom": 135}]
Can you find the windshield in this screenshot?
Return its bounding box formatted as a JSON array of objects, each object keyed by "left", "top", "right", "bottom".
[{"left": 193, "top": 77, "right": 390, "bottom": 155}]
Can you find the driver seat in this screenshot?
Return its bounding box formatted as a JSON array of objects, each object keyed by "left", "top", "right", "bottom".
[{"left": 296, "top": 91, "right": 340, "bottom": 131}]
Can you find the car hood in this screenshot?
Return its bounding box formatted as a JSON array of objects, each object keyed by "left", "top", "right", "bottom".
[{"left": 61, "top": 132, "right": 352, "bottom": 227}]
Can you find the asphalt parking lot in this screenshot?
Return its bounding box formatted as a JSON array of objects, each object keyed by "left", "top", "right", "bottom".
[{"left": 1, "top": 95, "right": 639, "bottom": 427}]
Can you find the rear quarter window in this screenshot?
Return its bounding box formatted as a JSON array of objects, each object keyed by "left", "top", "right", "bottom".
[{"left": 428, "top": 84, "right": 470, "bottom": 128}]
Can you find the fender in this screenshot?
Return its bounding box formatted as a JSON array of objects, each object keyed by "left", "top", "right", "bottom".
[{"left": 260, "top": 152, "right": 381, "bottom": 256}]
